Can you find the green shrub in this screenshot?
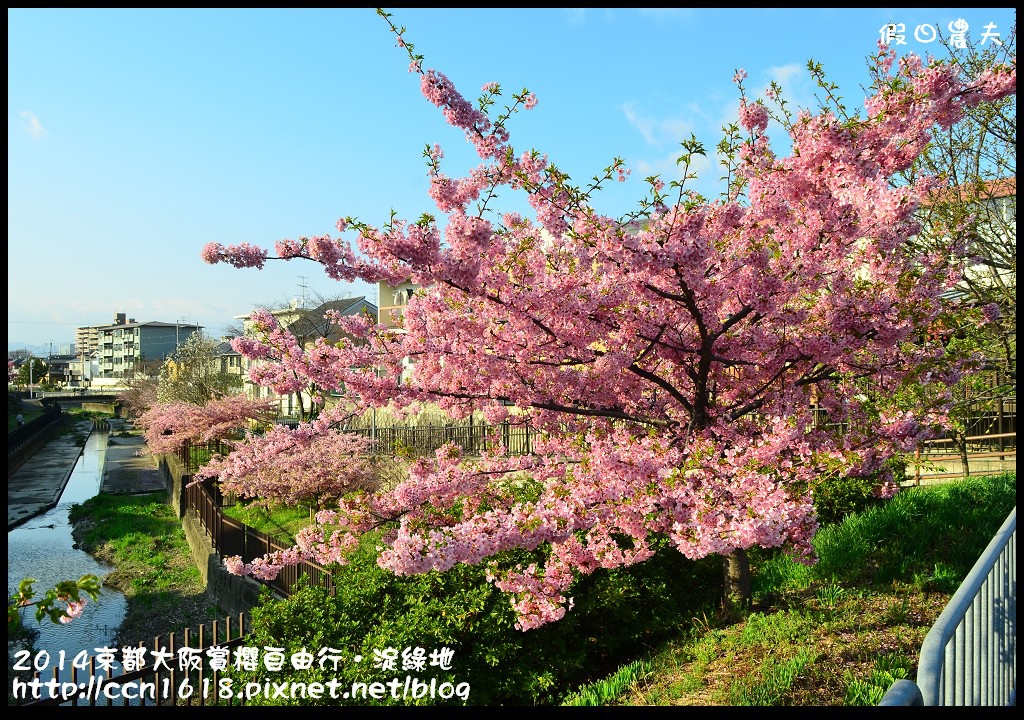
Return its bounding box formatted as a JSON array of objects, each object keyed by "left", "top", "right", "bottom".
[
  {"left": 225, "top": 537, "right": 721, "bottom": 705},
  {"left": 812, "top": 458, "right": 906, "bottom": 527},
  {"left": 812, "top": 472, "right": 1014, "bottom": 585}
]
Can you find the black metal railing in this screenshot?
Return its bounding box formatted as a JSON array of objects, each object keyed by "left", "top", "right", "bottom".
[
  {"left": 14, "top": 613, "right": 251, "bottom": 707},
  {"left": 8, "top": 404, "right": 64, "bottom": 456},
  {"left": 185, "top": 476, "right": 335, "bottom": 600}
]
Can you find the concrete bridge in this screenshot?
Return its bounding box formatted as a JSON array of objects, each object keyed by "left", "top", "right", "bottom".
[{"left": 31, "top": 390, "right": 125, "bottom": 415}]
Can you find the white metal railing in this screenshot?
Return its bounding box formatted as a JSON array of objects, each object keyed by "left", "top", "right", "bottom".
[{"left": 880, "top": 506, "right": 1016, "bottom": 706}]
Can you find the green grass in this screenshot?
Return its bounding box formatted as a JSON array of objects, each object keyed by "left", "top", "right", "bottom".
[
  {"left": 8, "top": 406, "right": 44, "bottom": 431},
  {"left": 562, "top": 659, "right": 654, "bottom": 706},
  {"left": 68, "top": 493, "right": 216, "bottom": 629},
  {"left": 220, "top": 500, "right": 316, "bottom": 544},
  {"left": 568, "top": 472, "right": 1016, "bottom": 706},
  {"left": 69, "top": 493, "right": 201, "bottom": 592}
]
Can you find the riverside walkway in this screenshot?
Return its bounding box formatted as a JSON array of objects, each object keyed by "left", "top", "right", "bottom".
[{"left": 7, "top": 417, "right": 166, "bottom": 530}]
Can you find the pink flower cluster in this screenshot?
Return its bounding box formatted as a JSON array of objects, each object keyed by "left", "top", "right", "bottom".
[{"left": 58, "top": 597, "right": 87, "bottom": 625}]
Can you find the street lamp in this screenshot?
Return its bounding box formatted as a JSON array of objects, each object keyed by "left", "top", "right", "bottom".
[{"left": 25, "top": 343, "right": 47, "bottom": 399}]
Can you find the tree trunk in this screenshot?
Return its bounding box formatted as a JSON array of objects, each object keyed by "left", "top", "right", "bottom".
[
  {"left": 957, "top": 434, "right": 970, "bottom": 479},
  {"left": 722, "top": 548, "right": 752, "bottom": 611}
]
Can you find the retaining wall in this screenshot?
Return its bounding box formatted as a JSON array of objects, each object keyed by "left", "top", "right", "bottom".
[{"left": 159, "top": 453, "right": 265, "bottom": 618}]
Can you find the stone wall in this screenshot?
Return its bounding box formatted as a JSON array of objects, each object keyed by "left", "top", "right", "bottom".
[
  {"left": 81, "top": 401, "right": 120, "bottom": 417},
  {"left": 159, "top": 453, "right": 266, "bottom": 617}
]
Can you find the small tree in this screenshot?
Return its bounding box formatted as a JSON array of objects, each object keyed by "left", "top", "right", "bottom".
[
  {"left": 157, "top": 331, "right": 243, "bottom": 406},
  {"left": 118, "top": 359, "right": 163, "bottom": 420},
  {"left": 136, "top": 393, "right": 278, "bottom": 455},
  {"left": 15, "top": 358, "right": 48, "bottom": 388},
  {"left": 201, "top": 10, "right": 1016, "bottom": 630}
]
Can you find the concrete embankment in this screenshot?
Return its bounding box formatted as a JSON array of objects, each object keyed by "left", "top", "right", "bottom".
[
  {"left": 8, "top": 416, "right": 262, "bottom": 617},
  {"left": 8, "top": 419, "right": 94, "bottom": 530}
]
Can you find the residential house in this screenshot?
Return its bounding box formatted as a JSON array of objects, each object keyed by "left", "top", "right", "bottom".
[
  {"left": 44, "top": 354, "right": 77, "bottom": 387},
  {"left": 236, "top": 297, "right": 378, "bottom": 421},
  {"left": 211, "top": 338, "right": 245, "bottom": 380},
  {"left": 918, "top": 176, "right": 1016, "bottom": 299},
  {"left": 68, "top": 352, "right": 99, "bottom": 389}
]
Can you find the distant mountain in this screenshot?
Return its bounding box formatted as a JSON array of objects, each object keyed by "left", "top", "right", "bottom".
[{"left": 7, "top": 341, "right": 74, "bottom": 354}]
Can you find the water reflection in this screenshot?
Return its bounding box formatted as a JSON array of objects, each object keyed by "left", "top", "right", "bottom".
[{"left": 8, "top": 426, "right": 129, "bottom": 679}]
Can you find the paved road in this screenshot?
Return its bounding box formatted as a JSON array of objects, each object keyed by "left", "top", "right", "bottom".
[{"left": 7, "top": 417, "right": 166, "bottom": 531}]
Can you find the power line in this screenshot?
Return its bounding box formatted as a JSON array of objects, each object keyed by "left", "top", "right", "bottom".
[{"left": 8, "top": 320, "right": 82, "bottom": 326}]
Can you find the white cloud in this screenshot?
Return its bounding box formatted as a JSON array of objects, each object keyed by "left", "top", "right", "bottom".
[
  {"left": 767, "top": 63, "right": 803, "bottom": 88},
  {"left": 621, "top": 102, "right": 694, "bottom": 147},
  {"left": 636, "top": 8, "right": 696, "bottom": 23},
  {"left": 631, "top": 148, "right": 713, "bottom": 187},
  {"left": 20, "top": 111, "right": 45, "bottom": 139},
  {"left": 620, "top": 61, "right": 823, "bottom": 200},
  {"left": 564, "top": 8, "right": 586, "bottom": 26}
]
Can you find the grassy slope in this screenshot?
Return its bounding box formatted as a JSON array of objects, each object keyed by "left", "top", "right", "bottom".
[{"left": 65, "top": 471, "right": 1015, "bottom": 706}]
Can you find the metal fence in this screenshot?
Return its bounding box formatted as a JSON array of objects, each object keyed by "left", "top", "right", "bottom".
[
  {"left": 185, "top": 475, "right": 335, "bottom": 599},
  {"left": 342, "top": 420, "right": 536, "bottom": 458},
  {"left": 7, "top": 404, "right": 64, "bottom": 456},
  {"left": 14, "top": 613, "right": 250, "bottom": 707},
  {"left": 880, "top": 506, "right": 1017, "bottom": 706},
  {"left": 174, "top": 421, "right": 536, "bottom": 474},
  {"left": 911, "top": 432, "right": 1017, "bottom": 483}
]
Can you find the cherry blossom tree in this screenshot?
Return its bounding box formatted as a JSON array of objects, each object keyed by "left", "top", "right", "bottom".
[
  {"left": 194, "top": 408, "right": 378, "bottom": 508},
  {"left": 120, "top": 372, "right": 159, "bottom": 421},
  {"left": 201, "top": 10, "right": 1016, "bottom": 630},
  {"left": 136, "top": 393, "right": 277, "bottom": 455}
]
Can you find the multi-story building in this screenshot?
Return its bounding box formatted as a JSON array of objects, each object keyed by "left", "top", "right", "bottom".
[
  {"left": 75, "top": 325, "right": 101, "bottom": 360},
  {"left": 94, "top": 313, "right": 202, "bottom": 379}
]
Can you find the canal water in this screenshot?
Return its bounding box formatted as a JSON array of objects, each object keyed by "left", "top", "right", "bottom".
[{"left": 8, "top": 425, "right": 129, "bottom": 691}]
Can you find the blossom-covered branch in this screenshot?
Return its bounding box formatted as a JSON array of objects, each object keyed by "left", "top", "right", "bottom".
[{"left": 200, "top": 12, "right": 1016, "bottom": 630}]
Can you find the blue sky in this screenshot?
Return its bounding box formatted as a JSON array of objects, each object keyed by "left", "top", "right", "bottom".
[{"left": 8, "top": 7, "right": 1017, "bottom": 352}]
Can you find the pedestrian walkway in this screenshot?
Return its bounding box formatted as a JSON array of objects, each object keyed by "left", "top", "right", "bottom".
[
  {"left": 100, "top": 419, "right": 167, "bottom": 496},
  {"left": 7, "top": 417, "right": 166, "bottom": 531}
]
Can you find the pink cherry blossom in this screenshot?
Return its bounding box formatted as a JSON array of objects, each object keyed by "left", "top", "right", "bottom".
[{"left": 202, "top": 21, "right": 1016, "bottom": 631}]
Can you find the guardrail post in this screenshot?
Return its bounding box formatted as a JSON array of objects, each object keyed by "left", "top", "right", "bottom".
[{"left": 879, "top": 679, "right": 924, "bottom": 705}]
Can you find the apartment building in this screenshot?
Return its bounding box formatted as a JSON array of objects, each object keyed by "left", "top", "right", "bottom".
[
  {"left": 94, "top": 313, "right": 202, "bottom": 379},
  {"left": 75, "top": 325, "right": 101, "bottom": 360}
]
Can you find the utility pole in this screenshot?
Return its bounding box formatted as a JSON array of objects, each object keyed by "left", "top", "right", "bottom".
[
  {"left": 298, "top": 276, "right": 309, "bottom": 309},
  {"left": 176, "top": 316, "right": 188, "bottom": 353}
]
